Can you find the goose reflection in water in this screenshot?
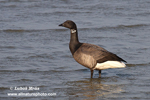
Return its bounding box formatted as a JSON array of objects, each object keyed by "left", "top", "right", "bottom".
[{"left": 65, "top": 78, "right": 125, "bottom": 99}]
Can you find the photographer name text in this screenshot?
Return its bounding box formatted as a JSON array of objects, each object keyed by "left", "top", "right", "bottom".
[{"left": 10, "top": 86, "right": 40, "bottom": 91}]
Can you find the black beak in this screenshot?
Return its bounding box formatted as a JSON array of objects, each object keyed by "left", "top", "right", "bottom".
[{"left": 59, "top": 23, "right": 63, "bottom": 26}]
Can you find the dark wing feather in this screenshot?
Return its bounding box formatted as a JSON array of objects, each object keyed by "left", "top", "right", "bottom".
[{"left": 80, "top": 43, "right": 127, "bottom": 63}]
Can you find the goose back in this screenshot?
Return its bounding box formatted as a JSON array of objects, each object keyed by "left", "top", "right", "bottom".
[{"left": 73, "top": 43, "right": 126, "bottom": 69}]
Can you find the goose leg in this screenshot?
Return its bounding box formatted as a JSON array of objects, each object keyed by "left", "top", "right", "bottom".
[
  {"left": 91, "top": 70, "right": 93, "bottom": 78},
  {"left": 99, "top": 70, "right": 101, "bottom": 78}
]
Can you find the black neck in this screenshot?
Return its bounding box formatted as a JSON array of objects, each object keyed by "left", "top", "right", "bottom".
[
  {"left": 70, "top": 29, "right": 79, "bottom": 43},
  {"left": 69, "top": 28, "right": 82, "bottom": 55}
]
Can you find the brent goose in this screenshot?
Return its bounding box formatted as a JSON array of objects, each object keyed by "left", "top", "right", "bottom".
[{"left": 59, "top": 20, "right": 127, "bottom": 78}]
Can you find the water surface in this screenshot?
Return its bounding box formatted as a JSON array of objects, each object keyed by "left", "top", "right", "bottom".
[{"left": 0, "top": 0, "right": 150, "bottom": 100}]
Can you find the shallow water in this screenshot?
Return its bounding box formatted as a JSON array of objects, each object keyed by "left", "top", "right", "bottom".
[{"left": 0, "top": 0, "right": 150, "bottom": 100}]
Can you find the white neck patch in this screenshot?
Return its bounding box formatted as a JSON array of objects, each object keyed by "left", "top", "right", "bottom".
[{"left": 71, "top": 29, "right": 76, "bottom": 34}]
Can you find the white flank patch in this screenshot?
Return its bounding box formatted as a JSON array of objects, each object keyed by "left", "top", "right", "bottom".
[
  {"left": 71, "top": 29, "right": 76, "bottom": 33},
  {"left": 94, "top": 61, "right": 126, "bottom": 70}
]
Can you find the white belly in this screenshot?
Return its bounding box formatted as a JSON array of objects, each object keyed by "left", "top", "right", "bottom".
[{"left": 94, "top": 61, "right": 126, "bottom": 70}]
